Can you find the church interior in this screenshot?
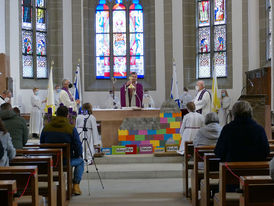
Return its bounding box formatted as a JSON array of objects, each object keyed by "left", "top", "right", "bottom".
[{"left": 0, "top": 0, "right": 274, "bottom": 205}]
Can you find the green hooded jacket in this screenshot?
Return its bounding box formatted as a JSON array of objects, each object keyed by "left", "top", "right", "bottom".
[{"left": 0, "top": 110, "right": 29, "bottom": 149}]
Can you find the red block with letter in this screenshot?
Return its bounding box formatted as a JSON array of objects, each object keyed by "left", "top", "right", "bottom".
[{"left": 125, "top": 144, "right": 137, "bottom": 154}]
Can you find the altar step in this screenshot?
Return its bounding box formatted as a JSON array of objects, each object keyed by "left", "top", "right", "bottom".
[
  {"left": 83, "top": 154, "right": 183, "bottom": 179},
  {"left": 94, "top": 154, "right": 182, "bottom": 164}
]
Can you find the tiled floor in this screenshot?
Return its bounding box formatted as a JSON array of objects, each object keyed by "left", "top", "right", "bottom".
[{"left": 69, "top": 178, "right": 191, "bottom": 206}]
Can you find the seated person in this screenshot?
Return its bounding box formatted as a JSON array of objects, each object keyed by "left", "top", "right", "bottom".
[
  {"left": 76, "top": 103, "right": 101, "bottom": 164},
  {"left": 214, "top": 101, "right": 270, "bottom": 162},
  {"left": 0, "top": 119, "right": 16, "bottom": 166},
  {"left": 193, "top": 112, "right": 221, "bottom": 147},
  {"left": 177, "top": 102, "right": 205, "bottom": 155},
  {"left": 0, "top": 103, "right": 28, "bottom": 149},
  {"left": 40, "top": 105, "right": 84, "bottom": 195}
]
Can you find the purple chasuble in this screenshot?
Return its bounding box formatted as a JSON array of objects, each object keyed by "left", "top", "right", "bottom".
[
  {"left": 197, "top": 89, "right": 207, "bottom": 114},
  {"left": 120, "top": 83, "right": 143, "bottom": 107},
  {"left": 62, "top": 87, "right": 74, "bottom": 102}
]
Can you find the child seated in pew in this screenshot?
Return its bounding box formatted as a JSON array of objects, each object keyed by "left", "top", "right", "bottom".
[
  {"left": 193, "top": 112, "right": 221, "bottom": 147},
  {"left": 40, "top": 105, "right": 84, "bottom": 195},
  {"left": 214, "top": 100, "right": 270, "bottom": 162},
  {"left": 0, "top": 119, "right": 16, "bottom": 166}
]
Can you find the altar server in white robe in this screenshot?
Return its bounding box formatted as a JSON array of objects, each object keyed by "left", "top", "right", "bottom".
[
  {"left": 0, "top": 90, "right": 12, "bottom": 107},
  {"left": 143, "top": 90, "right": 155, "bottom": 108},
  {"left": 194, "top": 80, "right": 211, "bottom": 116},
  {"left": 177, "top": 102, "right": 204, "bottom": 155},
  {"left": 29, "top": 88, "right": 46, "bottom": 138},
  {"left": 218, "top": 89, "right": 231, "bottom": 127},
  {"left": 76, "top": 103, "right": 101, "bottom": 164},
  {"left": 59, "top": 79, "right": 80, "bottom": 112},
  {"left": 104, "top": 90, "right": 120, "bottom": 109}
]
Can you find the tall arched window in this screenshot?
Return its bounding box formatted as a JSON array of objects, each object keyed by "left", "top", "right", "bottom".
[
  {"left": 22, "top": 0, "right": 48, "bottom": 79},
  {"left": 267, "top": 0, "right": 272, "bottom": 61},
  {"left": 197, "top": 0, "right": 227, "bottom": 78},
  {"left": 95, "top": 0, "right": 144, "bottom": 79}
]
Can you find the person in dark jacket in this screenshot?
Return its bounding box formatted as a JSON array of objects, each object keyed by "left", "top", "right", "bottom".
[
  {"left": 0, "top": 103, "right": 28, "bottom": 149},
  {"left": 214, "top": 101, "right": 270, "bottom": 162},
  {"left": 40, "top": 105, "right": 84, "bottom": 195}
]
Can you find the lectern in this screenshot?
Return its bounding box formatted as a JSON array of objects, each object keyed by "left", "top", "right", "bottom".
[{"left": 243, "top": 67, "right": 272, "bottom": 139}]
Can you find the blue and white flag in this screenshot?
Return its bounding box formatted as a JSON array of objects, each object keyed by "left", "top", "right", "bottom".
[
  {"left": 74, "top": 64, "right": 82, "bottom": 105},
  {"left": 171, "top": 59, "right": 180, "bottom": 108}
]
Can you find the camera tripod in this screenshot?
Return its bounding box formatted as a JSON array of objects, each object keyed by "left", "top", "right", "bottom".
[{"left": 80, "top": 126, "right": 104, "bottom": 196}]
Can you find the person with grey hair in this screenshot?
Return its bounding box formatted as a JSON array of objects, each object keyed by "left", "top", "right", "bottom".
[
  {"left": 193, "top": 80, "right": 211, "bottom": 116},
  {"left": 193, "top": 112, "right": 221, "bottom": 147},
  {"left": 214, "top": 101, "right": 270, "bottom": 162},
  {"left": 59, "top": 79, "right": 80, "bottom": 112}
]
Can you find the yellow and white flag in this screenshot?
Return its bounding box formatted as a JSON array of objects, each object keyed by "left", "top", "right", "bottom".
[
  {"left": 45, "top": 61, "right": 55, "bottom": 115},
  {"left": 211, "top": 67, "right": 221, "bottom": 112}
]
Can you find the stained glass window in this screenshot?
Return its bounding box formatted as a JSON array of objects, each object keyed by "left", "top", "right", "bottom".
[
  {"left": 199, "top": 27, "right": 210, "bottom": 53},
  {"left": 95, "top": 0, "right": 144, "bottom": 79},
  {"left": 36, "top": 32, "right": 46, "bottom": 55},
  {"left": 214, "top": 0, "right": 225, "bottom": 25},
  {"left": 129, "top": 0, "right": 144, "bottom": 78},
  {"left": 198, "top": 1, "right": 210, "bottom": 27},
  {"left": 22, "top": 30, "right": 33, "bottom": 54},
  {"left": 214, "top": 25, "right": 226, "bottom": 51},
  {"left": 23, "top": 55, "right": 34, "bottom": 78},
  {"left": 197, "top": 0, "right": 227, "bottom": 78},
  {"left": 96, "top": 0, "right": 110, "bottom": 79},
  {"left": 22, "top": 0, "right": 48, "bottom": 79},
  {"left": 267, "top": 0, "right": 272, "bottom": 61}
]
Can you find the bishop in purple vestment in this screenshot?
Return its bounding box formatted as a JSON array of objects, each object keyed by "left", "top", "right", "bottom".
[{"left": 120, "top": 72, "right": 143, "bottom": 107}]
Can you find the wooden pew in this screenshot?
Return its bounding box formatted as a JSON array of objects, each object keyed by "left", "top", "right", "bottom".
[
  {"left": 0, "top": 166, "right": 39, "bottom": 206},
  {"left": 0, "top": 180, "right": 17, "bottom": 206},
  {"left": 239, "top": 176, "right": 274, "bottom": 206},
  {"left": 16, "top": 149, "right": 65, "bottom": 206},
  {"left": 183, "top": 141, "right": 194, "bottom": 197},
  {"left": 213, "top": 162, "right": 270, "bottom": 206},
  {"left": 25, "top": 143, "right": 72, "bottom": 200},
  {"left": 201, "top": 151, "right": 274, "bottom": 206},
  {"left": 200, "top": 153, "right": 220, "bottom": 206},
  {"left": 10, "top": 156, "right": 56, "bottom": 206},
  {"left": 191, "top": 145, "right": 215, "bottom": 206}
]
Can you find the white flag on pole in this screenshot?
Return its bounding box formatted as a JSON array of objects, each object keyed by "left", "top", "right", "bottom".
[
  {"left": 74, "top": 64, "right": 82, "bottom": 105},
  {"left": 171, "top": 59, "right": 180, "bottom": 108}
]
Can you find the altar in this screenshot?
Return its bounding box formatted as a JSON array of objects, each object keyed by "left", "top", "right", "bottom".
[{"left": 93, "top": 108, "right": 160, "bottom": 147}]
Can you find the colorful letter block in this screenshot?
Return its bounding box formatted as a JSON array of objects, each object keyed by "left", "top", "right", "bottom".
[
  {"left": 139, "top": 144, "right": 153, "bottom": 154},
  {"left": 112, "top": 146, "right": 126, "bottom": 155},
  {"left": 101, "top": 148, "right": 112, "bottom": 155}
]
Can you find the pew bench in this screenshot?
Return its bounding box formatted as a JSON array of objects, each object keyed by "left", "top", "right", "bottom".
[
  {"left": 16, "top": 149, "right": 66, "bottom": 206},
  {"left": 0, "top": 166, "right": 42, "bottom": 206},
  {"left": 200, "top": 153, "right": 220, "bottom": 206},
  {"left": 239, "top": 175, "right": 274, "bottom": 206},
  {"left": 183, "top": 141, "right": 194, "bottom": 197},
  {"left": 213, "top": 162, "right": 270, "bottom": 206},
  {"left": 10, "top": 156, "right": 56, "bottom": 206},
  {"left": 25, "top": 143, "right": 72, "bottom": 199},
  {"left": 0, "top": 180, "right": 17, "bottom": 206},
  {"left": 191, "top": 145, "right": 215, "bottom": 206}
]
